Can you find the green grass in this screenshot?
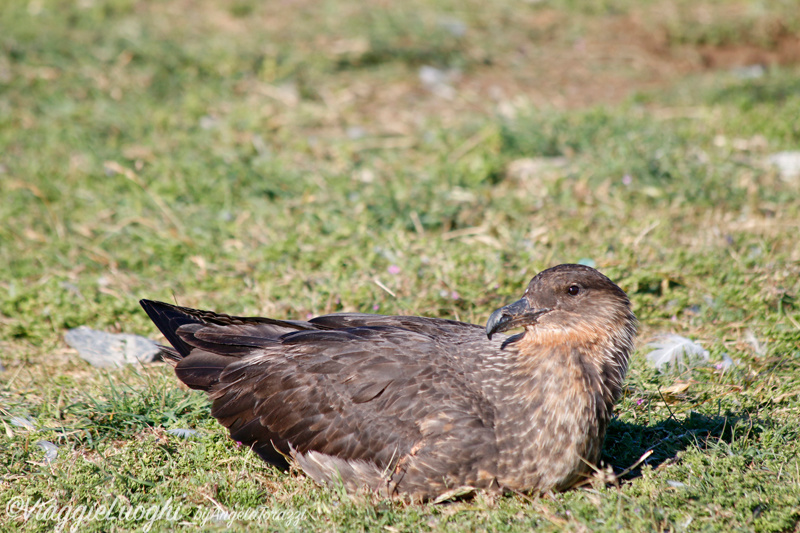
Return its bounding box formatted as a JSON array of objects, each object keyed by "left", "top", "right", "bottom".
[{"left": 2, "top": 0, "right": 800, "bottom": 531}]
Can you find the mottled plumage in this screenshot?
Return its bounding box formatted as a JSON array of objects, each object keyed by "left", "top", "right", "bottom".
[{"left": 140, "top": 264, "right": 636, "bottom": 501}]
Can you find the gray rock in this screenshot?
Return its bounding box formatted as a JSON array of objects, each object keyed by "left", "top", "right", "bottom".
[
  {"left": 437, "top": 17, "right": 467, "bottom": 37},
  {"left": 418, "top": 66, "right": 457, "bottom": 99},
  {"left": 767, "top": 151, "right": 800, "bottom": 180},
  {"left": 731, "top": 64, "right": 765, "bottom": 80},
  {"left": 65, "top": 326, "right": 161, "bottom": 368}
]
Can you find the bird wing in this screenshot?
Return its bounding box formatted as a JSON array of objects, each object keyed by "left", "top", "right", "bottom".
[{"left": 158, "top": 307, "right": 497, "bottom": 472}]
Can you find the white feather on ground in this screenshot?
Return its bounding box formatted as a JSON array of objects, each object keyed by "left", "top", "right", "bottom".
[
  {"left": 36, "top": 440, "right": 58, "bottom": 463},
  {"left": 166, "top": 428, "right": 200, "bottom": 439},
  {"left": 744, "top": 329, "right": 766, "bottom": 357},
  {"left": 9, "top": 416, "right": 36, "bottom": 430},
  {"left": 646, "top": 335, "right": 709, "bottom": 371}
]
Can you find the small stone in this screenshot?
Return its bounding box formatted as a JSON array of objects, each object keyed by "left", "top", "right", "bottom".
[
  {"left": 65, "top": 326, "right": 161, "bottom": 368},
  {"left": 767, "top": 151, "right": 800, "bottom": 180},
  {"left": 346, "top": 126, "right": 366, "bottom": 140},
  {"left": 731, "top": 64, "right": 765, "bottom": 80},
  {"left": 437, "top": 17, "right": 467, "bottom": 37},
  {"left": 418, "top": 66, "right": 457, "bottom": 99}
]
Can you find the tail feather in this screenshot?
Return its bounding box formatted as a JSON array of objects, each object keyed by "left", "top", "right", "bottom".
[
  {"left": 140, "top": 299, "right": 200, "bottom": 358},
  {"left": 174, "top": 349, "right": 238, "bottom": 390},
  {"left": 139, "top": 299, "right": 313, "bottom": 391},
  {"left": 140, "top": 299, "right": 237, "bottom": 390},
  {"left": 157, "top": 345, "right": 182, "bottom": 364}
]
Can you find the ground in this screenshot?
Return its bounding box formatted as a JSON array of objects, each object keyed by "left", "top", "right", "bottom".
[{"left": 1, "top": 0, "right": 800, "bottom": 531}]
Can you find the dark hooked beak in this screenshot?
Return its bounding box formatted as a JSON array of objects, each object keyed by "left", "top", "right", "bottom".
[{"left": 486, "top": 298, "right": 551, "bottom": 340}]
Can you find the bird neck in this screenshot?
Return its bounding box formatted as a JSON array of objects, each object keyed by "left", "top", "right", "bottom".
[
  {"left": 504, "top": 338, "right": 617, "bottom": 418},
  {"left": 488, "top": 330, "right": 633, "bottom": 490},
  {"left": 512, "top": 317, "right": 634, "bottom": 405}
]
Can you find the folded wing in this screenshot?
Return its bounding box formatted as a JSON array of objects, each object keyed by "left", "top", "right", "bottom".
[{"left": 140, "top": 300, "right": 499, "bottom": 498}]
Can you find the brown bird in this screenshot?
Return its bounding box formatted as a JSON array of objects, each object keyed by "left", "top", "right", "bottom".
[{"left": 140, "top": 264, "right": 636, "bottom": 502}]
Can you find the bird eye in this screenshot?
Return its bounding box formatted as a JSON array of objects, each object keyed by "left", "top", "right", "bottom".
[{"left": 567, "top": 285, "right": 581, "bottom": 296}]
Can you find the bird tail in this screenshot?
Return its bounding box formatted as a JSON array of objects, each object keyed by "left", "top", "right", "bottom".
[
  {"left": 139, "top": 299, "right": 242, "bottom": 390},
  {"left": 139, "top": 299, "right": 317, "bottom": 391},
  {"left": 139, "top": 299, "right": 202, "bottom": 360}
]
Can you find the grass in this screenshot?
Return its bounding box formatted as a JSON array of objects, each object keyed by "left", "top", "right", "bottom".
[{"left": 2, "top": 0, "right": 800, "bottom": 531}]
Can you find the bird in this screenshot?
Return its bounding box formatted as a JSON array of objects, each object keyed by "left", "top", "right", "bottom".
[{"left": 140, "top": 263, "right": 636, "bottom": 502}]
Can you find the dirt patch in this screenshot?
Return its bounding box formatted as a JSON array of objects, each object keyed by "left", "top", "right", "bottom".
[
  {"left": 143, "top": 1, "right": 800, "bottom": 133},
  {"left": 304, "top": 6, "right": 800, "bottom": 133},
  {"left": 451, "top": 12, "right": 800, "bottom": 110},
  {"left": 694, "top": 36, "right": 800, "bottom": 69}
]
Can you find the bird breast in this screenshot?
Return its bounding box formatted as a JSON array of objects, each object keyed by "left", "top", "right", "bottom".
[{"left": 485, "top": 341, "right": 611, "bottom": 490}]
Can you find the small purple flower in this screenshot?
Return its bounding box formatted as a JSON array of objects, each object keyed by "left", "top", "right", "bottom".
[
  {"left": 373, "top": 304, "right": 380, "bottom": 311},
  {"left": 716, "top": 354, "right": 735, "bottom": 371},
  {"left": 636, "top": 398, "right": 645, "bottom": 406},
  {"left": 307, "top": 313, "right": 313, "bottom": 319},
  {"left": 451, "top": 291, "right": 460, "bottom": 300},
  {"left": 622, "top": 174, "right": 633, "bottom": 186},
  {"left": 388, "top": 265, "right": 401, "bottom": 275}
]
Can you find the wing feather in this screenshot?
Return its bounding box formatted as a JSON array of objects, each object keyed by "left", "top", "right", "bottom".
[
  {"left": 140, "top": 300, "right": 500, "bottom": 487},
  {"left": 195, "top": 325, "right": 494, "bottom": 470}
]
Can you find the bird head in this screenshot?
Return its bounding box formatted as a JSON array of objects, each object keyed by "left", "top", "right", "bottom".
[{"left": 485, "top": 264, "right": 635, "bottom": 348}]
